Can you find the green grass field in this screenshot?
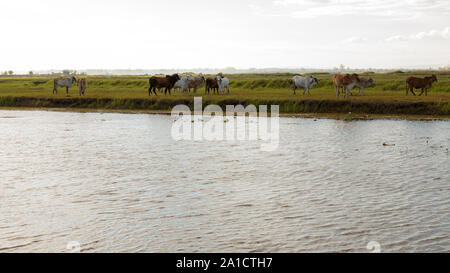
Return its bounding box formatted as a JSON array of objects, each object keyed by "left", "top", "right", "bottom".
[{"left": 1, "top": 71, "right": 449, "bottom": 116}]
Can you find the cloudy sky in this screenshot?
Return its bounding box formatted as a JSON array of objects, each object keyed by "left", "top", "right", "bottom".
[{"left": 0, "top": 0, "right": 449, "bottom": 71}]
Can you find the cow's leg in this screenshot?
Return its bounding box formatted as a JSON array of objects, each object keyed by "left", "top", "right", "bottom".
[
  {"left": 410, "top": 88, "right": 416, "bottom": 96},
  {"left": 66, "top": 87, "right": 69, "bottom": 95},
  {"left": 425, "top": 88, "right": 428, "bottom": 96},
  {"left": 335, "top": 86, "right": 339, "bottom": 98},
  {"left": 348, "top": 87, "right": 353, "bottom": 96},
  {"left": 293, "top": 86, "right": 296, "bottom": 95},
  {"left": 418, "top": 88, "right": 424, "bottom": 96},
  {"left": 357, "top": 87, "right": 364, "bottom": 96}
]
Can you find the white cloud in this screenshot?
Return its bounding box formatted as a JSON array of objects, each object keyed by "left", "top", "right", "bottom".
[
  {"left": 386, "top": 27, "right": 450, "bottom": 42},
  {"left": 270, "top": 0, "right": 450, "bottom": 19},
  {"left": 342, "top": 36, "right": 369, "bottom": 44}
]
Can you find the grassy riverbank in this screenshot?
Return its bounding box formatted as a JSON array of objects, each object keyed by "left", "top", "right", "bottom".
[{"left": 0, "top": 71, "right": 449, "bottom": 116}]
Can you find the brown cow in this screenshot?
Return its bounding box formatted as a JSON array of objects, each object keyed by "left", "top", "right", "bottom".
[
  {"left": 148, "top": 74, "right": 180, "bottom": 96},
  {"left": 406, "top": 75, "right": 437, "bottom": 96},
  {"left": 205, "top": 77, "right": 219, "bottom": 94},
  {"left": 333, "top": 73, "right": 360, "bottom": 98},
  {"left": 188, "top": 75, "right": 205, "bottom": 93},
  {"left": 77, "top": 78, "right": 87, "bottom": 96}
]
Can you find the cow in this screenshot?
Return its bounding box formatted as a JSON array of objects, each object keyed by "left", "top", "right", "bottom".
[
  {"left": 77, "top": 78, "right": 87, "bottom": 96},
  {"left": 349, "top": 77, "right": 374, "bottom": 96},
  {"left": 205, "top": 78, "right": 219, "bottom": 94},
  {"left": 406, "top": 75, "right": 438, "bottom": 96},
  {"left": 217, "top": 74, "right": 230, "bottom": 95},
  {"left": 173, "top": 76, "right": 193, "bottom": 93},
  {"left": 333, "top": 73, "right": 360, "bottom": 98},
  {"left": 53, "top": 76, "right": 77, "bottom": 95},
  {"left": 148, "top": 74, "right": 180, "bottom": 96},
  {"left": 292, "top": 75, "right": 319, "bottom": 95},
  {"left": 188, "top": 75, "right": 205, "bottom": 93}
]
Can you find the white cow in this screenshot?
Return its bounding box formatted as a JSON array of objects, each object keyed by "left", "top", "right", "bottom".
[
  {"left": 349, "top": 77, "right": 375, "bottom": 96},
  {"left": 173, "top": 75, "right": 193, "bottom": 93},
  {"left": 53, "top": 76, "right": 77, "bottom": 95},
  {"left": 217, "top": 74, "right": 230, "bottom": 94},
  {"left": 293, "top": 75, "right": 319, "bottom": 95}
]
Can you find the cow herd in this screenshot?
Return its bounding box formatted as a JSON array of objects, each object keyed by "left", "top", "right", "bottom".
[
  {"left": 148, "top": 73, "right": 230, "bottom": 95},
  {"left": 49, "top": 73, "right": 438, "bottom": 98}
]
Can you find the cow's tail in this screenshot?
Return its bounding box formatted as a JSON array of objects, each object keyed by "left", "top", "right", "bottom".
[
  {"left": 405, "top": 80, "right": 408, "bottom": 96},
  {"left": 52, "top": 79, "right": 57, "bottom": 94},
  {"left": 148, "top": 78, "right": 152, "bottom": 94}
]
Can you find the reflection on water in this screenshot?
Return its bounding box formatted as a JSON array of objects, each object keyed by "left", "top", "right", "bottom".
[{"left": 0, "top": 110, "right": 449, "bottom": 253}]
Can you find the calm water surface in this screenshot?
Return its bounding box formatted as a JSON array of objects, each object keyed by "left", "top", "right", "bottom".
[{"left": 0, "top": 110, "right": 449, "bottom": 252}]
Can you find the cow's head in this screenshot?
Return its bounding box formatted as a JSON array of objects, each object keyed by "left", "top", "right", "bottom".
[
  {"left": 431, "top": 74, "right": 438, "bottom": 83},
  {"left": 308, "top": 76, "right": 319, "bottom": 85},
  {"left": 351, "top": 73, "right": 360, "bottom": 82},
  {"left": 166, "top": 74, "right": 180, "bottom": 83},
  {"left": 71, "top": 76, "right": 77, "bottom": 83},
  {"left": 366, "top": 78, "right": 375, "bottom": 87}
]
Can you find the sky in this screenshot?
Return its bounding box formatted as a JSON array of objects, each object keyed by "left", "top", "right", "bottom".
[{"left": 0, "top": 0, "right": 449, "bottom": 71}]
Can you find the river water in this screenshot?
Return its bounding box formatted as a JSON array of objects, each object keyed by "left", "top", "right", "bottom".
[{"left": 0, "top": 110, "right": 448, "bottom": 252}]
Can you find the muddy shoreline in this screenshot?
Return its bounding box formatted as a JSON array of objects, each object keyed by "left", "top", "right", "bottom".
[{"left": 0, "top": 96, "right": 449, "bottom": 120}]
